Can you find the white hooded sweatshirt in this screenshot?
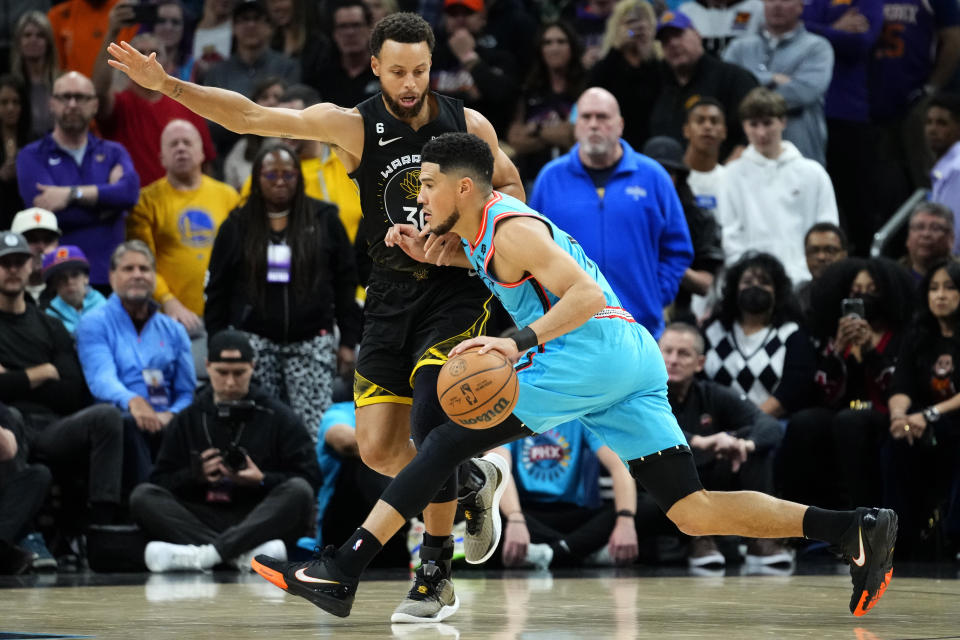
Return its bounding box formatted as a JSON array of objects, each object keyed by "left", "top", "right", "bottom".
[{"left": 716, "top": 141, "right": 838, "bottom": 284}]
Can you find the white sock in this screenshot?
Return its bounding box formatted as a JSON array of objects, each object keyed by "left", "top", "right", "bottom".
[{"left": 197, "top": 544, "right": 222, "bottom": 569}]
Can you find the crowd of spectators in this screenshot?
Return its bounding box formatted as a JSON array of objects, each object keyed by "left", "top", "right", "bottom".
[{"left": 3, "top": 0, "right": 960, "bottom": 575}]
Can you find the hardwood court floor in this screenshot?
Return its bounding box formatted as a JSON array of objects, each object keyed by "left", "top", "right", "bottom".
[{"left": 1, "top": 565, "right": 959, "bottom": 639}]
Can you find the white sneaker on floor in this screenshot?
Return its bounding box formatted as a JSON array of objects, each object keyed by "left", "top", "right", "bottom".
[
  {"left": 232, "top": 539, "right": 286, "bottom": 572},
  {"left": 525, "top": 543, "right": 553, "bottom": 570},
  {"left": 144, "top": 542, "right": 219, "bottom": 572}
]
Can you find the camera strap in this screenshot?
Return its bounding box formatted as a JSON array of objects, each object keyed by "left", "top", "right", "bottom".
[{"left": 201, "top": 413, "right": 247, "bottom": 449}]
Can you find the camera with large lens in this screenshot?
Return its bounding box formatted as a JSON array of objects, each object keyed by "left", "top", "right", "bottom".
[{"left": 221, "top": 444, "right": 249, "bottom": 472}]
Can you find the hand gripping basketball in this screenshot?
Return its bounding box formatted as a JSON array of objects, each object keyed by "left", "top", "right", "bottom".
[{"left": 437, "top": 347, "right": 519, "bottom": 428}]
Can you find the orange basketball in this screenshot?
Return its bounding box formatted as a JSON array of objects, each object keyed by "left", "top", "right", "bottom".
[{"left": 437, "top": 346, "right": 519, "bottom": 428}]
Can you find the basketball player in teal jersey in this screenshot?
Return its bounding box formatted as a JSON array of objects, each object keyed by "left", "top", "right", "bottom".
[
  {"left": 251, "top": 132, "right": 898, "bottom": 620},
  {"left": 108, "top": 14, "right": 524, "bottom": 623}
]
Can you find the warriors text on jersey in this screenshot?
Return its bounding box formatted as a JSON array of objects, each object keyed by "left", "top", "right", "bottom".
[{"left": 350, "top": 92, "right": 467, "bottom": 274}]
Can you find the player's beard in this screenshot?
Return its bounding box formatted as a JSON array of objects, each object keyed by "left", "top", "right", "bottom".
[
  {"left": 430, "top": 208, "right": 460, "bottom": 236},
  {"left": 382, "top": 86, "right": 428, "bottom": 120}
]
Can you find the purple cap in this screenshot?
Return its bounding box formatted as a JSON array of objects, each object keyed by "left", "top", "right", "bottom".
[
  {"left": 656, "top": 11, "right": 694, "bottom": 39},
  {"left": 42, "top": 245, "right": 89, "bottom": 282}
]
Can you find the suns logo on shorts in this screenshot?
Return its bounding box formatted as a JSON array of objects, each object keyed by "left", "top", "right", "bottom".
[{"left": 520, "top": 430, "right": 572, "bottom": 483}]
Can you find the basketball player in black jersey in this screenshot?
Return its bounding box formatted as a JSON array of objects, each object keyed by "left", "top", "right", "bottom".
[{"left": 108, "top": 13, "right": 525, "bottom": 623}]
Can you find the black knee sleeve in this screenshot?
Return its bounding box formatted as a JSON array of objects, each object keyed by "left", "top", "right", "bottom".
[
  {"left": 381, "top": 414, "right": 532, "bottom": 520},
  {"left": 629, "top": 446, "right": 703, "bottom": 513},
  {"left": 411, "top": 365, "right": 460, "bottom": 502}
]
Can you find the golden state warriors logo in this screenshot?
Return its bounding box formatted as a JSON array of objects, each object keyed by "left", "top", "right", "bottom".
[
  {"left": 178, "top": 209, "right": 216, "bottom": 248},
  {"left": 520, "top": 430, "right": 572, "bottom": 483},
  {"left": 379, "top": 154, "right": 424, "bottom": 229}
]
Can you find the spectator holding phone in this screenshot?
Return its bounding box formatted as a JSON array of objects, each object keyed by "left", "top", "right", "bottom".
[{"left": 48, "top": 0, "right": 139, "bottom": 77}]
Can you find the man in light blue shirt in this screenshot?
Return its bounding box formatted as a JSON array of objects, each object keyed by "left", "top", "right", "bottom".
[
  {"left": 723, "top": 0, "right": 834, "bottom": 165},
  {"left": 925, "top": 93, "right": 960, "bottom": 252},
  {"left": 76, "top": 240, "right": 195, "bottom": 482}
]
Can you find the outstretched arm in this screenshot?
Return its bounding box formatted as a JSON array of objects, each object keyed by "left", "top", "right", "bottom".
[{"left": 107, "top": 41, "right": 362, "bottom": 156}]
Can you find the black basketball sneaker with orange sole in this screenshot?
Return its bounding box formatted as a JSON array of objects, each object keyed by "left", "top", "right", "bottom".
[
  {"left": 251, "top": 546, "right": 359, "bottom": 618},
  {"left": 840, "top": 507, "right": 898, "bottom": 616}
]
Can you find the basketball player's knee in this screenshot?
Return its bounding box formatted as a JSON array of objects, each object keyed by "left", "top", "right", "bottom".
[
  {"left": 357, "top": 439, "right": 408, "bottom": 476},
  {"left": 666, "top": 490, "right": 712, "bottom": 537}
]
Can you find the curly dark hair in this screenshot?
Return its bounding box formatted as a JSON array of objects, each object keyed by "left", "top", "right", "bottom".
[
  {"left": 370, "top": 12, "right": 434, "bottom": 56},
  {"left": 808, "top": 257, "right": 916, "bottom": 340},
  {"left": 910, "top": 259, "right": 960, "bottom": 347},
  {"left": 421, "top": 132, "right": 494, "bottom": 188},
  {"left": 716, "top": 252, "right": 803, "bottom": 329},
  {"left": 524, "top": 21, "right": 586, "bottom": 100}
]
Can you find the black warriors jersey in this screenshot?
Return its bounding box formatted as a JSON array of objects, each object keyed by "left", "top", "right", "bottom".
[{"left": 350, "top": 92, "right": 467, "bottom": 274}]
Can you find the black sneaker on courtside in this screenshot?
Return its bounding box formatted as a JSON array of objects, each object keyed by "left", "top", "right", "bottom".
[
  {"left": 251, "top": 546, "right": 359, "bottom": 618},
  {"left": 840, "top": 507, "right": 898, "bottom": 616}
]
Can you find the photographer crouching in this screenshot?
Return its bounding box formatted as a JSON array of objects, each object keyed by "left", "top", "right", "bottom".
[{"left": 130, "top": 329, "right": 321, "bottom": 572}]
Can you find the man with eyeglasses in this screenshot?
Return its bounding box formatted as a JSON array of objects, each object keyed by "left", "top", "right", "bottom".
[
  {"left": 93, "top": 8, "right": 217, "bottom": 185},
  {"left": 303, "top": 0, "right": 379, "bottom": 108},
  {"left": 900, "top": 202, "right": 956, "bottom": 280},
  {"left": 15, "top": 71, "right": 140, "bottom": 293},
  {"left": 796, "top": 222, "right": 848, "bottom": 315}
]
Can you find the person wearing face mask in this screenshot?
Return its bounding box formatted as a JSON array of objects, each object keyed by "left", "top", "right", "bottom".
[
  {"left": 777, "top": 257, "right": 915, "bottom": 511},
  {"left": 702, "top": 252, "right": 816, "bottom": 418}
]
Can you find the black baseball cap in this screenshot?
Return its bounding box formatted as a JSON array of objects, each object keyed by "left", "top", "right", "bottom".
[
  {"left": 642, "top": 136, "right": 688, "bottom": 173},
  {"left": 0, "top": 231, "right": 32, "bottom": 259},
  {"left": 233, "top": 0, "right": 268, "bottom": 19},
  {"left": 208, "top": 329, "right": 255, "bottom": 363}
]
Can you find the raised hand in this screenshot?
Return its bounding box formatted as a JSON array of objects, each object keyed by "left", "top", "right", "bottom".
[{"left": 107, "top": 41, "right": 168, "bottom": 92}]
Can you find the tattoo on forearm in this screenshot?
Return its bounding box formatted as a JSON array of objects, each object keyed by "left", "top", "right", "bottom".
[{"left": 171, "top": 83, "right": 183, "bottom": 99}]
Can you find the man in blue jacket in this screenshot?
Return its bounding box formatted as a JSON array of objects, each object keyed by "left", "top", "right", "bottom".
[
  {"left": 530, "top": 87, "right": 693, "bottom": 339},
  {"left": 16, "top": 72, "right": 140, "bottom": 290},
  {"left": 76, "top": 240, "right": 196, "bottom": 483}
]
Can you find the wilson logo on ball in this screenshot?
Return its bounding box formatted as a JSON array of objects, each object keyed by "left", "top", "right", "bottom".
[{"left": 437, "top": 347, "right": 519, "bottom": 429}]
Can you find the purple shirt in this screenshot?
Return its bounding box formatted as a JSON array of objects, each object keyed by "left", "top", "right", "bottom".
[
  {"left": 869, "top": 0, "right": 960, "bottom": 121},
  {"left": 16, "top": 133, "right": 140, "bottom": 284},
  {"left": 803, "top": 0, "right": 884, "bottom": 123},
  {"left": 930, "top": 140, "right": 960, "bottom": 251}
]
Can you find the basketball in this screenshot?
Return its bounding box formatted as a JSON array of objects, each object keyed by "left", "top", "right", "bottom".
[{"left": 437, "top": 346, "right": 519, "bottom": 428}]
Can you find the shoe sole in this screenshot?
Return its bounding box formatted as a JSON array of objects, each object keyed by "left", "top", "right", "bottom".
[
  {"left": 466, "top": 452, "right": 510, "bottom": 565},
  {"left": 688, "top": 553, "right": 725, "bottom": 568},
  {"left": 851, "top": 509, "right": 898, "bottom": 617},
  {"left": 390, "top": 594, "right": 461, "bottom": 623},
  {"left": 250, "top": 557, "right": 353, "bottom": 618}
]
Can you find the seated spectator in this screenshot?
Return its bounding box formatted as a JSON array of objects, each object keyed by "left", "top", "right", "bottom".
[
  {"left": 198, "top": 0, "right": 300, "bottom": 156},
  {"left": 223, "top": 77, "right": 288, "bottom": 191},
  {"left": 885, "top": 260, "right": 960, "bottom": 556},
  {"left": 302, "top": 0, "right": 379, "bottom": 108},
  {"left": 267, "top": 0, "right": 313, "bottom": 59},
  {"left": 0, "top": 402, "right": 53, "bottom": 574},
  {"left": 130, "top": 329, "right": 321, "bottom": 572},
  {"left": 364, "top": 0, "right": 398, "bottom": 24},
  {"left": 93, "top": 14, "right": 217, "bottom": 186},
  {"left": 10, "top": 207, "right": 59, "bottom": 304},
  {"left": 192, "top": 0, "right": 235, "bottom": 80},
  {"left": 127, "top": 119, "right": 239, "bottom": 336},
  {"left": 155, "top": 0, "right": 195, "bottom": 81},
  {"left": 76, "top": 241, "right": 196, "bottom": 484},
  {"left": 567, "top": 0, "right": 617, "bottom": 67},
  {"left": 899, "top": 202, "right": 955, "bottom": 281},
  {"left": 0, "top": 230, "right": 124, "bottom": 529},
  {"left": 507, "top": 20, "right": 583, "bottom": 187},
  {"left": 795, "top": 222, "right": 848, "bottom": 316},
  {"left": 42, "top": 245, "right": 107, "bottom": 336},
  {"left": 676, "top": 0, "right": 763, "bottom": 56},
  {"left": 430, "top": 0, "right": 521, "bottom": 134},
  {"left": 10, "top": 11, "right": 59, "bottom": 139},
  {"left": 0, "top": 75, "right": 30, "bottom": 229},
  {"left": 586, "top": 0, "right": 661, "bottom": 150},
  {"left": 529, "top": 88, "right": 693, "bottom": 339},
  {"left": 778, "top": 257, "right": 914, "bottom": 510},
  {"left": 205, "top": 144, "right": 360, "bottom": 439},
  {"left": 642, "top": 136, "right": 723, "bottom": 322},
  {"left": 722, "top": 0, "right": 833, "bottom": 165},
  {"left": 659, "top": 322, "right": 788, "bottom": 568},
  {"left": 925, "top": 93, "right": 960, "bottom": 251},
  {"left": 16, "top": 71, "right": 140, "bottom": 291},
  {"left": 493, "top": 420, "right": 639, "bottom": 569},
  {"left": 682, "top": 97, "right": 726, "bottom": 219},
  {"left": 717, "top": 88, "right": 838, "bottom": 284},
  {"left": 47, "top": 0, "right": 139, "bottom": 77},
  {"left": 703, "top": 252, "right": 817, "bottom": 417},
  {"left": 651, "top": 11, "right": 758, "bottom": 159}
]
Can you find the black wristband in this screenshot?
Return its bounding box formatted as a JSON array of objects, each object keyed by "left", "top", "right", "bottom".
[
  {"left": 513, "top": 326, "right": 538, "bottom": 352},
  {"left": 616, "top": 509, "right": 635, "bottom": 519}
]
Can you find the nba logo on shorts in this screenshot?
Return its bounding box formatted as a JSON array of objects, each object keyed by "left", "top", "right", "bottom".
[{"left": 353, "top": 539, "right": 363, "bottom": 551}]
